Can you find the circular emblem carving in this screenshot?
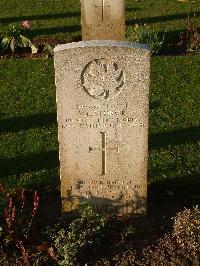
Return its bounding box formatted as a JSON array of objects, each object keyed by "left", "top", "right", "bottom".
[{"left": 81, "top": 59, "right": 125, "bottom": 100}]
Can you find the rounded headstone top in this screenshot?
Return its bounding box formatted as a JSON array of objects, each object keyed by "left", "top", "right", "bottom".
[{"left": 54, "top": 40, "right": 150, "bottom": 53}]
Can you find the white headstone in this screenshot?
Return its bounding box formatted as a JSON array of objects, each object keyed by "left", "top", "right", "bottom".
[
  {"left": 81, "top": 0, "right": 125, "bottom": 41},
  {"left": 54, "top": 41, "right": 150, "bottom": 215}
]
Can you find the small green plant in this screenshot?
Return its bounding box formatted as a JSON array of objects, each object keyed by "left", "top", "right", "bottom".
[
  {"left": 0, "top": 21, "right": 38, "bottom": 54},
  {"left": 121, "top": 225, "right": 135, "bottom": 241},
  {"left": 126, "top": 24, "right": 165, "bottom": 55},
  {"left": 43, "top": 44, "right": 54, "bottom": 58},
  {"left": 48, "top": 204, "right": 113, "bottom": 266}
]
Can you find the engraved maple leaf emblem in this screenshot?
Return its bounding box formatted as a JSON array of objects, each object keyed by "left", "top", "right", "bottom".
[{"left": 82, "top": 59, "right": 125, "bottom": 99}]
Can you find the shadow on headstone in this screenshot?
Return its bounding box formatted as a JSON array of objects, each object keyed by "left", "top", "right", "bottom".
[{"left": 61, "top": 187, "right": 147, "bottom": 217}]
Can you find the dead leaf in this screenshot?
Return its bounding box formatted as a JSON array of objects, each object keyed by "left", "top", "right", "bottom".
[{"left": 48, "top": 247, "right": 58, "bottom": 261}]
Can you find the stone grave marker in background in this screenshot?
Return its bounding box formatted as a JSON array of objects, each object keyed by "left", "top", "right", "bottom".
[
  {"left": 81, "top": 0, "right": 125, "bottom": 41},
  {"left": 54, "top": 41, "right": 150, "bottom": 215}
]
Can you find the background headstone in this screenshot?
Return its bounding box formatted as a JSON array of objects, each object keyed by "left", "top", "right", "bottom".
[
  {"left": 54, "top": 41, "right": 150, "bottom": 215},
  {"left": 81, "top": 0, "right": 125, "bottom": 41}
]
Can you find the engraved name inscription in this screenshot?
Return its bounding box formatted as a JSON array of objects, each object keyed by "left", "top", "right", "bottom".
[
  {"left": 84, "top": 23, "right": 124, "bottom": 38},
  {"left": 62, "top": 115, "right": 145, "bottom": 129},
  {"left": 69, "top": 179, "right": 142, "bottom": 199}
]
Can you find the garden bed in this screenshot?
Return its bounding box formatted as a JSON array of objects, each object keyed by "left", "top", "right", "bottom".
[{"left": 0, "top": 36, "right": 81, "bottom": 59}]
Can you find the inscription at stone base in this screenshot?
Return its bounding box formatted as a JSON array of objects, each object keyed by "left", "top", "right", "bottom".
[{"left": 54, "top": 41, "right": 150, "bottom": 215}]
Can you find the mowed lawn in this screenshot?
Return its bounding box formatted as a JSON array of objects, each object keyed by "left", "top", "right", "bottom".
[
  {"left": 0, "top": 0, "right": 199, "bottom": 39},
  {"left": 0, "top": 56, "right": 199, "bottom": 193}
]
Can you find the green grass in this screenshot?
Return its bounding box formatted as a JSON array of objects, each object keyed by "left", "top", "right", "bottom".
[
  {"left": 0, "top": 59, "right": 59, "bottom": 190},
  {"left": 149, "top": 55, "right": 200, "bottom": 197},
  {"left": 0, "top": 56, "right": 199, "bottom": 193},
  {"left": 0, "top": 0, "right": 199, "bottom": 39}
]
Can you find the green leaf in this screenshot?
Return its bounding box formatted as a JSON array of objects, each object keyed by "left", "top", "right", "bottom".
[
  {"left": 43, "top": 44, "right": 54, "bottom": 57},
  {"left": 0, "top": 36, "right": 11, "bottom": 52},
  {"left": 31, "top": 44, "right": 38, "bottom": 54},
  {"left": 10, "top": 37, "right": 15, "bottom": 52},
  {"left": 19, "top": 35, "right": 38, "bottom": 54},
  {"left": 19, "top": 35, "right": 32, "bottom": 47}
]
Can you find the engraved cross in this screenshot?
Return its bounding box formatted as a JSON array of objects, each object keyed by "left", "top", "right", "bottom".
[
  {"left": 95, "top": 0, "right": 110, "bottom": 22},
  {"left": 89, "top": 132, "right": 119, "bottom": 176}
]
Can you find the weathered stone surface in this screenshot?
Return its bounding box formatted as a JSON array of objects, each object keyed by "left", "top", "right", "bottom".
[
  {"left": 81, "top": 0, "right": 125, "bottom": 41},
  {"left": 54, "top": 41, "right": 150, "bottom": 215}
]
